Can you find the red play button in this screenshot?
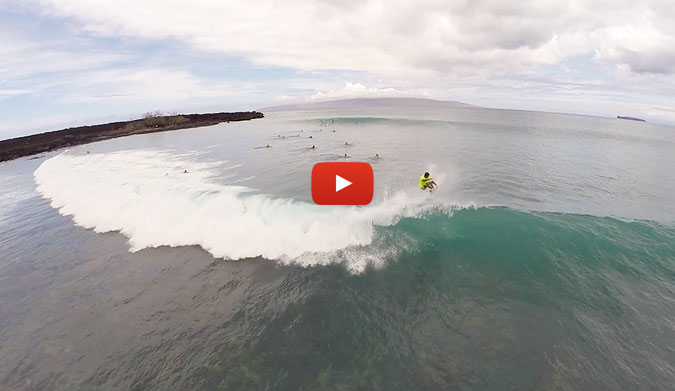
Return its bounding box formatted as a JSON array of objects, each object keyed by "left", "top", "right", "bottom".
[{"left": 311, "top": 162, "right": 373, "bottom": 205}]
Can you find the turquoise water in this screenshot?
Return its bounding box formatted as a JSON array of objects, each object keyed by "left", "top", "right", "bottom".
[
  {"left": 1, "top": 106, "right": 674, "bottom": 390},
  {"left": 206, "top": 209, "right": 675, "bottom": 390}
]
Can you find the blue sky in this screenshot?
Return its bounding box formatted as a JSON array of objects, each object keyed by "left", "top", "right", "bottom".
[{"left": 2, "top": 0, "right": 675, "bottom": 139}]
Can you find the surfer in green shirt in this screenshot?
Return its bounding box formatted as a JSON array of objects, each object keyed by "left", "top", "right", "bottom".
[{"left": 419, "top": 172, "right": 437, "bottom": 191}]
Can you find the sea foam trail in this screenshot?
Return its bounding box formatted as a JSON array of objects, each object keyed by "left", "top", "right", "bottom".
[{"left": 34, "top": 150, "right": 439, "bottom": 271}]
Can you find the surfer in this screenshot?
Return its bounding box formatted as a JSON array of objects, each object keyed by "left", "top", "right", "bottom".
[{"left": 419, "top": 172, "right": 436, "bottom": 191}]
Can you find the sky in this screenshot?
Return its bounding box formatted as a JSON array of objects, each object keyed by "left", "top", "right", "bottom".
[{"left": 1, "top": 0, "right": 675, "bottom": 139}]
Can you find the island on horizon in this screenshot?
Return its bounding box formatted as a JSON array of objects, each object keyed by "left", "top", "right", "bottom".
[
  {"left": 617, "top": 116, "right": 646, "bottom": 122},
  {"left": 0, "top": 111, "right": 264, "bottom": 162},
  {"left": 261, "top": 97, "right": 478, "bottom": 111}
]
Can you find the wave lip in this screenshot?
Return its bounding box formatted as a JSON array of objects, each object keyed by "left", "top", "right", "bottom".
[{"left": 34, "top": 150, "right": 438, "bottom": 271}]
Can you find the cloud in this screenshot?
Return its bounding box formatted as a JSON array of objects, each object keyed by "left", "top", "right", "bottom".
[
  {"left": 2, "top": 0, "right": 675, "bottom": 137},
  {"left": 306, "top": 82, "right": 428, "bottom": 101},
  {"left": 57, "top": 68, "right": 241, "bottom": 103},
  {"left": 0, "top": 27, "right": 253, "bottom": 104},
  {"left": 0, "top": 89, "right": 32, "bottom": 97},
  {"left": 0, "top": 30, "right": 126, "bottom": 82},
  {"left": 21, "top": 0, "right": 675, "bottom": 78}
]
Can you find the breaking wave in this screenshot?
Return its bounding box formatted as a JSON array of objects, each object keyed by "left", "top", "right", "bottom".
[{"left": 34, "top": 150, "right": 449, "bottom": 271}]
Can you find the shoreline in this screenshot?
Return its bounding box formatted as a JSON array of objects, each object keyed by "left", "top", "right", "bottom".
[{"left": 0, "top": 111, "right": 264, "bottom": 162}]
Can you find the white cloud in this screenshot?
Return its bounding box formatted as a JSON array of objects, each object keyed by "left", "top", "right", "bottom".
[
  {"left": 0, "top": 28, "right": 253, "bottom": 104},
  {"left": 307, "top": 82, "right": 428, "bottom": 101},
  {"left": 0, "top": 31, "right": 126, "bottom": 81},
  {"left": 0, "top": 89, "right": 31, "bottom": 96},
  {"left": 57, "top": 68, "right": 241, "bottom": 102},
  {"left": 23, "top": 0, "right": 675, "bottom": 79},
  {"left": 2, "top": 0, "right": 675, "bottom": 135}
]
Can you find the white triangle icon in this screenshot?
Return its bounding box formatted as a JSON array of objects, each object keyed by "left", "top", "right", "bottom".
[{"left": 335, "top": 174, "right": 352, "bottom": 192}]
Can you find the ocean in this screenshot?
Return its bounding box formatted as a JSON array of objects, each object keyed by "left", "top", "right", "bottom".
[{"left": 1, "top": 105, "right": 674, "bottom": 390}]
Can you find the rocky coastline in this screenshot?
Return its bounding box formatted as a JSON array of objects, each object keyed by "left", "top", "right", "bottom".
[{"left": 0, "top": 111, "right": 264, "bottom": 162}]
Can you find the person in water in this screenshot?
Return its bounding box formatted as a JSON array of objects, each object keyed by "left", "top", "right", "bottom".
[{"left": 419, "top": 172, "right": 436, "bottom": 191}]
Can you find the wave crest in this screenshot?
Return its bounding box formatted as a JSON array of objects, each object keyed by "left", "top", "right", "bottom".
[{"left": 34, "top": 150, "right": 443, "bottom": 271}]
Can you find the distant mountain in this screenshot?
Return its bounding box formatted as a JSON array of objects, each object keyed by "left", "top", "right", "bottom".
[{"left": 261, "top": 97, "right": 479, "bottom": 111}]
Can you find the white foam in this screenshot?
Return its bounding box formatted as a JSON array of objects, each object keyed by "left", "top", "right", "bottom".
[{"left": 34, "top": 150, "right": 442, "bottom": 272}]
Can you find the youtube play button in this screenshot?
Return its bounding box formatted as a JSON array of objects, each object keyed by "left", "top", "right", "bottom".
[
  {"left": 312, "top": 162, "right": 373, "bottom": 205},
  {"left": 335, "top": 175, "right": 351, "bottom": 192}
]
